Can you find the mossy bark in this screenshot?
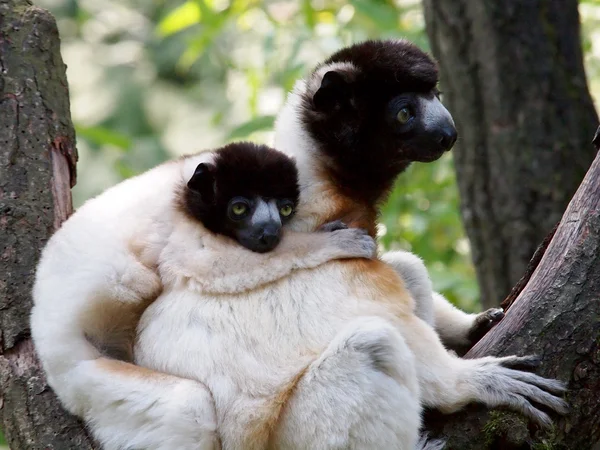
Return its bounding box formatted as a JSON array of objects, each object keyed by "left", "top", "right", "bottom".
[
  {"left": 0, "top": 0, "right": 96, "bottom": 448},
  {"left": 423, "top": 0, "right": 598, "bottom": 309}
]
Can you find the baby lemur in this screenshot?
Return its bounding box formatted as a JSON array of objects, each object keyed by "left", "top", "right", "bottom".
[{"left": 31, "top": 142, "right": 375, "bottom": 450}]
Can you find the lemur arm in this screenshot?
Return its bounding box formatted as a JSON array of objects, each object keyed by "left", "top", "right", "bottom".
[
  {"left": 398, "top": 313, "right": 567, "bottom": 427},
  {"left": 163, "top": 224, "right": 376, "bottom": 295},
  {"left": 381, "top": 251, "right": 504, "bottom": 353}
]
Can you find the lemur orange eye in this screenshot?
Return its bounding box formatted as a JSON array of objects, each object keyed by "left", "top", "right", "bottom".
[
  {"left": 279, "top": 204, "right": 293, "bottom": 217},
  {"left": 397, "top": 107, "right": 412, "bottom": 124},
  {"left": 231, "top": 203, "right": 247, "bottom": 216}
]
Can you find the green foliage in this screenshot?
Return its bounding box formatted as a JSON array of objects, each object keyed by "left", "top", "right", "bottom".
[{"left": 32, "top": 0, "right": 461, "bottom": 312}]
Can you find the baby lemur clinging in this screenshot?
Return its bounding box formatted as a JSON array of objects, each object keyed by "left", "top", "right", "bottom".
[
  {"left": 31, "top": 142, "right": 375, "bottom": 450},
  {"left": 183, "top": 143, "right": 300, "bottom": 254}
]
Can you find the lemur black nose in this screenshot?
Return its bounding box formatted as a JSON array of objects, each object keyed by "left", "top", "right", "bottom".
[
  {"left": 438, "top": 125, "right": 458, "bottom": 151},
  {"left": 260, "top": 225, "right": 281, "bottom": 248}
]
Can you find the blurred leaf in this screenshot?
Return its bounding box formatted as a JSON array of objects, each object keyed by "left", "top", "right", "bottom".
[
  {"left": 157, "top": 1, "right": 201, "bottom": 37},
  {"left": 76, "top": 125, "right": 131, "bottom": 150},
  {"left": 350, "top": 0, "right": 399, "bottom": 30},
  {"left": 227, "top": 115, "right": 276, "bottom": 140},
  {"left": 301, "top": 0, "right": 316, "bottom": 29},
  {"left": 114, "top": 159, "right": 138, "bottom": 179}
]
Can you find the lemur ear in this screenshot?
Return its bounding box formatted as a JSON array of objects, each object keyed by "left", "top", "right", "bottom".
[
  {"left": 313, "top": 71, "right": 350, "bottom": 112},
  {"left": 187, "top": 163, "right": 217, "bottom": 204}
]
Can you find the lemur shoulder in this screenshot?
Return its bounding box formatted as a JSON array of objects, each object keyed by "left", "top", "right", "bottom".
[{"left": 134, "top": 40, "right": 567, "bottom": 450}]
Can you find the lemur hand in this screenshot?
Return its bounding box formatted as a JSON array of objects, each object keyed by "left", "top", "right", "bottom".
[{"left": 320, "top": 221, "right": 376, "bottom": 260}]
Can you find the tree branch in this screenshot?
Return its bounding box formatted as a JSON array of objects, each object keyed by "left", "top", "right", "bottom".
[
  {"left": 0, "top": 0, "right": 96, "bottom": 447},
  {"left": 425, "top": 134, "right": 600, "bottom": 449}
]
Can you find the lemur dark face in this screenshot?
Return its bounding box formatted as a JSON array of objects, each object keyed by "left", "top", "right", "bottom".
[
  {"left": 301, "top": 39, "right": 457, "bottom": 203},
  {"left": 183, "top": 143, "right": 300, "bottom": 253}
]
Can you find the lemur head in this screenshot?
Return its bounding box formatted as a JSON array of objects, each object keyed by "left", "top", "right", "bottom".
[
  {"left": 183, "top": 142, "right": 300, "bottom": 253},
  {"left": 299, "top": 39, "right": 456, "bottom": 203}
]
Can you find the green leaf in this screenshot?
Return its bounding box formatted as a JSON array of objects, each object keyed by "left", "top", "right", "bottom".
[
  {"left": 157, "top": 1, "right": 201, "bottom": 37},
  {"left": 76, "top": 125, "right": 131, "bottom": 150},
  {"left": 301, "top": 0, "right": 316, "bottom": 29},
  {"left": 227, "top": 116, "right": 276, "bottom": 140},
  {"left": 350, "top": 0, "right": 399, "bottom": 30}
]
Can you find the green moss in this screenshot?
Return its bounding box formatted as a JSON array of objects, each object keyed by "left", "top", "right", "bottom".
[
  {"left": 532, "top": 426, "right": 559, "bottom": 450},
  {"left": 482, "top": 411, "right": 529, "bottom": 448},
  {"left": 483, "top": 411, "right": 562, "bottom": 450}
]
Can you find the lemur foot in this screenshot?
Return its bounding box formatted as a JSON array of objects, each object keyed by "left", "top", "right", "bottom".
[{"left": 467, "top": 307, "right": 505, "bottom": 344}]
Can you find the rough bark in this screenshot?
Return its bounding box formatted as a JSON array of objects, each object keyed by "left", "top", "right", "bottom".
[
  {"left": 424, "top": 145, "right": 600, "bottom": 449},
  {"left": 423, "top": 0, "right": 599, "bottom": 308},
  {"left": 0, "top": 0, "right": 96, "bottom": 448}
]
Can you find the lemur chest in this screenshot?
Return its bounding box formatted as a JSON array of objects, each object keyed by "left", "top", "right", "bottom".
[{"left": 134, "top": 263, "right": 398, "bottom": 386}]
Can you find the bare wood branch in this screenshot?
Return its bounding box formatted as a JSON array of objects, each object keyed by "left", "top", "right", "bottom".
[
  {"left": 425, "top": 141, "right": 600, "bottom": 449},
  {"left": 0, "top": 0, "right": 96, "bottom": 447}
]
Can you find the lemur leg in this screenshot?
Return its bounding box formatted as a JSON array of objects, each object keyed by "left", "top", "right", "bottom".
[
  {"left": 381, "top": 251, "right": 504, "bottom": 352},
  {"left": 70, "top": 358, "right": 220, "bottom": 450},
  {"left": 33, "top": 253, "right": 220, "bottom": 450},
  {"left": 400, "top": 315, "right": 567, "bottom": 427},
  {"left": 271, "top": 317, "right": 422, "bottom": 450}
]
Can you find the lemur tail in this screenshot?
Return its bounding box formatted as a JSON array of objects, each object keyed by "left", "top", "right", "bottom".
[{"left": 30, "top": 303, "right": 220, "bottom": 450}]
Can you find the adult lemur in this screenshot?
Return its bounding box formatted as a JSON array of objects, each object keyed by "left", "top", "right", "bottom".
[
  {"left": 133, "top": 39, "right": 566, "bottom": 450},
  {"left": 31, "top": 40, "right": 566, "bottom": 449}
]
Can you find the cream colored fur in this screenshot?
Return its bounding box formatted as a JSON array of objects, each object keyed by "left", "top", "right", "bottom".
[
  {"left": 31, "top": 149, "right": 376, "bottom": 450},
  {"left": 133, "top": 75, "right": 566, "bottom": 449},
  {"left": 31, "top": 65, "right": 566, "bottom": 450},
  {"left": 382, "top": 251, "right": 504, "bottom": 351}
]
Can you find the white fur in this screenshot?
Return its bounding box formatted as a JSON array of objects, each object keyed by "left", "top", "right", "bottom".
[
  {"left": 31, "top": 153, "right": 223, "bottom": 449},
  {"left": 32, "top": 64, "right": 566, "bottom": 450},
  {"left": 134, "top": 86, "right": 566, "bottom": 449},
  {"left": 381, "top": 251, "right": 435, "bottom": 326},
  {"left": 382, "top": 250, "right": 500, "bottom": 350},
  {"left": 31, "top": 148, "right": 375, "bottom": 449},
  {"left": 136, "top": 234, "right": 424, "bottom": 449}
]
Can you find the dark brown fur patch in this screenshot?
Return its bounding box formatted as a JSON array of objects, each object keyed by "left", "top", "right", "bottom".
[
  {"left": 300, "top": 39, "right": 441, "bottom": 206},
  {"left": 321, "top": 39, "right": 438, "bottom": 91},
  {"left": 181, "top": 142, "right": 300, "bottom": 237}
]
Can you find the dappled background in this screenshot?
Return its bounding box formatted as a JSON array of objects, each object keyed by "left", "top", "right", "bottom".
[{"left": 37, "top": 0, "right": 600, "bottom": 313}]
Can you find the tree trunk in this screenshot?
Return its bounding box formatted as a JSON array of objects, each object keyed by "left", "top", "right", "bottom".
[
  {"left": 422, "top": 0, "right": 599, "bottom": 309},
  {"left": 424, "top": 142, "right": 600, "bottom": 449},
  {"left": 0, "top": 0, "right": 96, "bottom": 448}
]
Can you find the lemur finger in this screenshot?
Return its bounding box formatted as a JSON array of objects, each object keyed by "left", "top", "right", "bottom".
[
  {"left": 494, "top": 393, "right": 554, "bottom": 428},
  {"left": 497, "top": 355, "right": 542, "bottom": 371},
  {"left": 329, "top": 228, "right": 376, "bottom": 259},
  {"left": 416, "top": 434, "right": 446, "bottom": 450},
  {"left": 501, "top": 367, "right": 568, "bottom": 395},
  {"left": 467, "top": 308, "right": 505, "bottom": 344},
  {"left": 501, "top": 373, "right": 568, "bottom": 414}
]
